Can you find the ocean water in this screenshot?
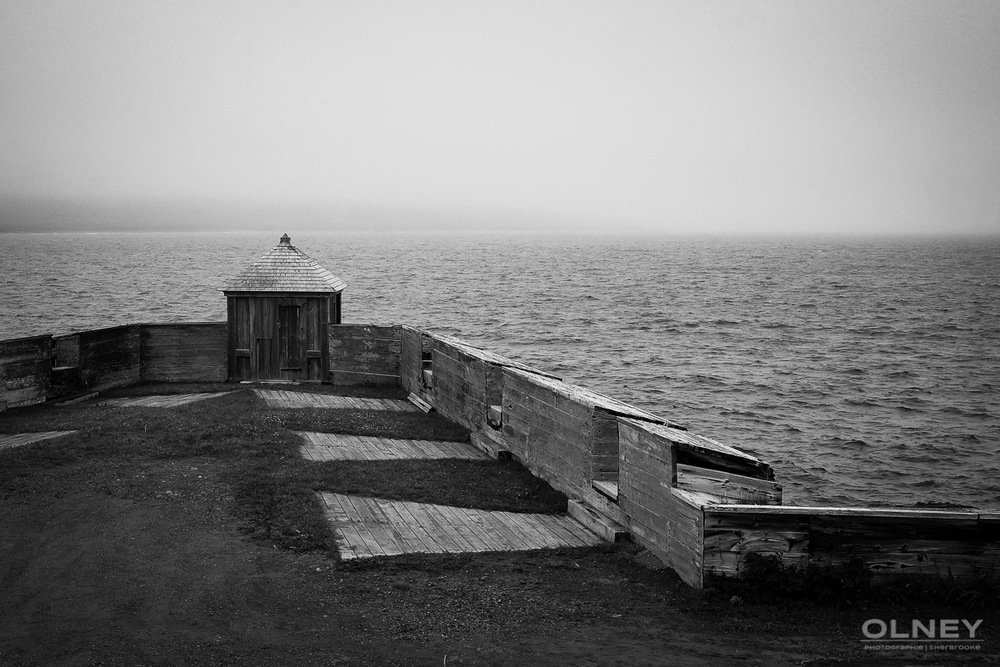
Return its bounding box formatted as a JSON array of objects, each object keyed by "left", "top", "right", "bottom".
[{"left": 1, "top": 231, "right": 998, "bottom": 509}]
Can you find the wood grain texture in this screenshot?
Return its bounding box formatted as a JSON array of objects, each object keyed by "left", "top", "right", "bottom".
[
  {"left": 252, "top": 389, "right": 419, "bottom": 412},
  {"left": 78, "top": 325, "right": 141, "bottom": 391},
  {"left": 329, "top": 324, "right": 402, "bottom": 385},
  {"left": 318, "top": 493, "right": 604, "bottom": 559},
  {"left": 99, "top": 392, "right": 234, "bottom": 408},
  {"left": 141, "top": 323, "right": 227, "bottom": 382},
  {"left": 0, "top": 334, "right": 52, "bottom": 410},
  {"left": 297, "top": 431, "right": 487, "bottom": 461},
  {"left": 676, "top": 463, "right": 782, "bottom": 505},
  {"left": 0, "top": 430, "right": 77, "bottom": 451}
]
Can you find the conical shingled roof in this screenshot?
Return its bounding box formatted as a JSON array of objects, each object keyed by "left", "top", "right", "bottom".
[{"left": 223, "top": 234, "right": 347, "bottom": 294}]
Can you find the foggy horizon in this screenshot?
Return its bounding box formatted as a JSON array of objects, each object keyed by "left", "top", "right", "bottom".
[
  {"left": 3, "top": 195, "right": 1000, "bottom": 237},
  {"left": 2, "top": 1, "right": 999, "bottom": 236}
]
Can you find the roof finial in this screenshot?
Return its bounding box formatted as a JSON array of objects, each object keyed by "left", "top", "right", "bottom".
[{"left": 279, "top": 233, "right": 291, "bottom": 246}]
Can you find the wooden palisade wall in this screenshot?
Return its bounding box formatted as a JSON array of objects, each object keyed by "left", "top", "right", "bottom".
[
  {"left": 0, "top": 322, "right": 231, "bottom": 412},
  {"left": 699, "top": 505, "right": 1000, "bottom": 583},
  {"left": 141, "top": 323, "right": 227, "bottom": 382},
  {"left": 78, "top": 325, "right": 141, "bottom": 391},
  {"left": 4, "top": 322, "right": 997, "bottom": 591},
  {"left": 0, "top": 335, "right": 52, "bottom": 411},
  {"left": 328, "top": 324, "right": 401, "bottom": 385},
  {"left": 390, "top": 325, "right": 999, "bottom": 589}
]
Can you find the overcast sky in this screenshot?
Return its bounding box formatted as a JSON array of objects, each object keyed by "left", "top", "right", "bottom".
[{"left": 2, "top": 1, "right": 998, "bottom": 234}]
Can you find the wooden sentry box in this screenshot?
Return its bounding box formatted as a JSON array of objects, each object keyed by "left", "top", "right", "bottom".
[{"left": 223, "top": 235, "right": 346, "bottom": 382}]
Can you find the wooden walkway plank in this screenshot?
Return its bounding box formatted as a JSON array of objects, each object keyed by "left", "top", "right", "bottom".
[
  {"left": 403, "top": 439, "right": 435, "bottom": 458},
  {"left": 341, "top": 495, "right": 392, "bottom": 557},
  {"left": 489, "top": 511, "right": 555, "bottom": 550},
  {"left": 299, "top": 432, "right": 320, "bottom": 461},
  {"left": 523, "top": 512, "right": 584, "bottom": 546},
  {"left": 350, "top": 436, "right": 376, "bottom": 461},
  {"left": 531, "top": 513, "right": 598, "bottom": 548},
  {"left": 498, "top": 511, "right": 566, "bottom": 549},
  {"left": 0, "top": 430, "right": 78, "bottom": 451},
  {"left": 295, "top": 432, "right": 486, "bottom": 462},
  {"left": 531, "top": 513, "right": 601, "bottom": 547},
  {"left": 400, "top": 501, "right": 468, "bottom": 554},
  {"left": 459, "top": 506, "right": 532, "bottom": 551},
  {"left": 417, "top": 502, "right": 476, "bottom": 553},
  {"left": 357, "top": 496, "right": 412, "bottom": 557},
  {"left": 318, "top": 493, "right": 605, "bottom": 560},
  {"left": 375, "top": 499, "right": 438, "bottom": 553},
  {"left": 99, "top": 391, "right": 234, "bottom": 409},
  {"left": 434, "top": 505, "right": 495, "bottom": 552},
  {"left": 438, "top": 441, "right": 477, "bottom": 458},
  {"left": 332, "top": 494, "right": 380, "bottom": 558},
  {"left": 389, "top": 501, "right": 447, "bottom": 553},
  {"left": 318, "top": 493, "right": 371, "bottom": 559},
  {"left": 351, "top": 495, "right": 407, "bottom": 557},
  {"left": 254, "top": 389, "right": 419, "bottom": 412},
  {"left": 452, "top": 506, "right": 519, "bottom": 550}
]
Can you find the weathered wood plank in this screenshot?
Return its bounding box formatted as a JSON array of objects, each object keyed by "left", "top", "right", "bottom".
[
  {"left": 810, "top": 515, "right": 981, "bottom": 555},
  {"left": 254, "top": 390, "right": 419, "bottom": 412},
  {"left": 318, "top": 494, "right": 604, "bottom": 559},
  {"left": 676, "top": 463, "right": 782, "bottom": 504},
  {"left": 501, "top": 511, "right": 567, "bottom": 549},
  {"left": 702, "top": 511, "right": 810, "bottom": 576},
  {"left": 810, "top": 552, "right": 998, "bottom": 579},
  {"left": 0, "top": 431, "right": 77, "bottom": 451},
  {"left": 703, "top": 504, "right": 979, "bottom": 520},
  {"left": 98, "top": 392, "right": 234, "bottom": 408},
  {"left": 401, "top": 501, "right": 466, "bottom": 553},
  {"left": 382, "top": 503, "right": 435, "bottom": 553},
  {"left": 295, "top": 432, "right": 486, "bottom": 461},
  {"left": 390, "top": 501, "right": 445, "bottom": 553},
  {"left": 435, "top": 505, "right": 495, "bottom": 551},
  {"left": 342, "top": 495, "right": 395, "bottom": 556},
  {"left": 318, "top": 493, "right": 373, "bottom": 559}
]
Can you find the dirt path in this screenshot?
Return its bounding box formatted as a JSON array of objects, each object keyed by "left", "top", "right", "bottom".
[{"left": 2, "top": 483, "right": 990, "bottom": 665}]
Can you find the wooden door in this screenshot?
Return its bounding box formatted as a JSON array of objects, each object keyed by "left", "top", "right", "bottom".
[
  {"left": 254, "top": 338, "right": 274, "bottom": 379},
  {"left": 278, "top": 305, "right": 302, "bottom": 379}
]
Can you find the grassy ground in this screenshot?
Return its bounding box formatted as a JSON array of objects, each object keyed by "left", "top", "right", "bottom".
[{"left": 1, "top": 382, "right": 997, "bottom": 666}]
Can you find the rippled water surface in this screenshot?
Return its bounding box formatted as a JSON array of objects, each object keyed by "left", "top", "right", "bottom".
[{"left": 2, "top": 231, "right": 998, "bottom": 508}]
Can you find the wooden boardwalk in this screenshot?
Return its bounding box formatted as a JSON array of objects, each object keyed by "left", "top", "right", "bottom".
[
  {"left": 254, "top": 389, "right": 419, "bottom": 412},
  {"left": 298, "top": 432, "right": 487, "bottom": 461},
  {"left": 318, "top": 492, "right": 605, "bottom": 559},
  {"left": 0, "top": 431, "right": 77, "bottom": 451},
  {"left": 99, "top": 391, "right": 235, "bottom": 408}
]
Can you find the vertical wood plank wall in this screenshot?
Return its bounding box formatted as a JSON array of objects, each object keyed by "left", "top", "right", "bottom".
[
  {"left": 399, "top": 327, "right": 425, "bottom": 395},
  {"left": 227, "top": 295, "right": 330, "bottom": 381}
]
